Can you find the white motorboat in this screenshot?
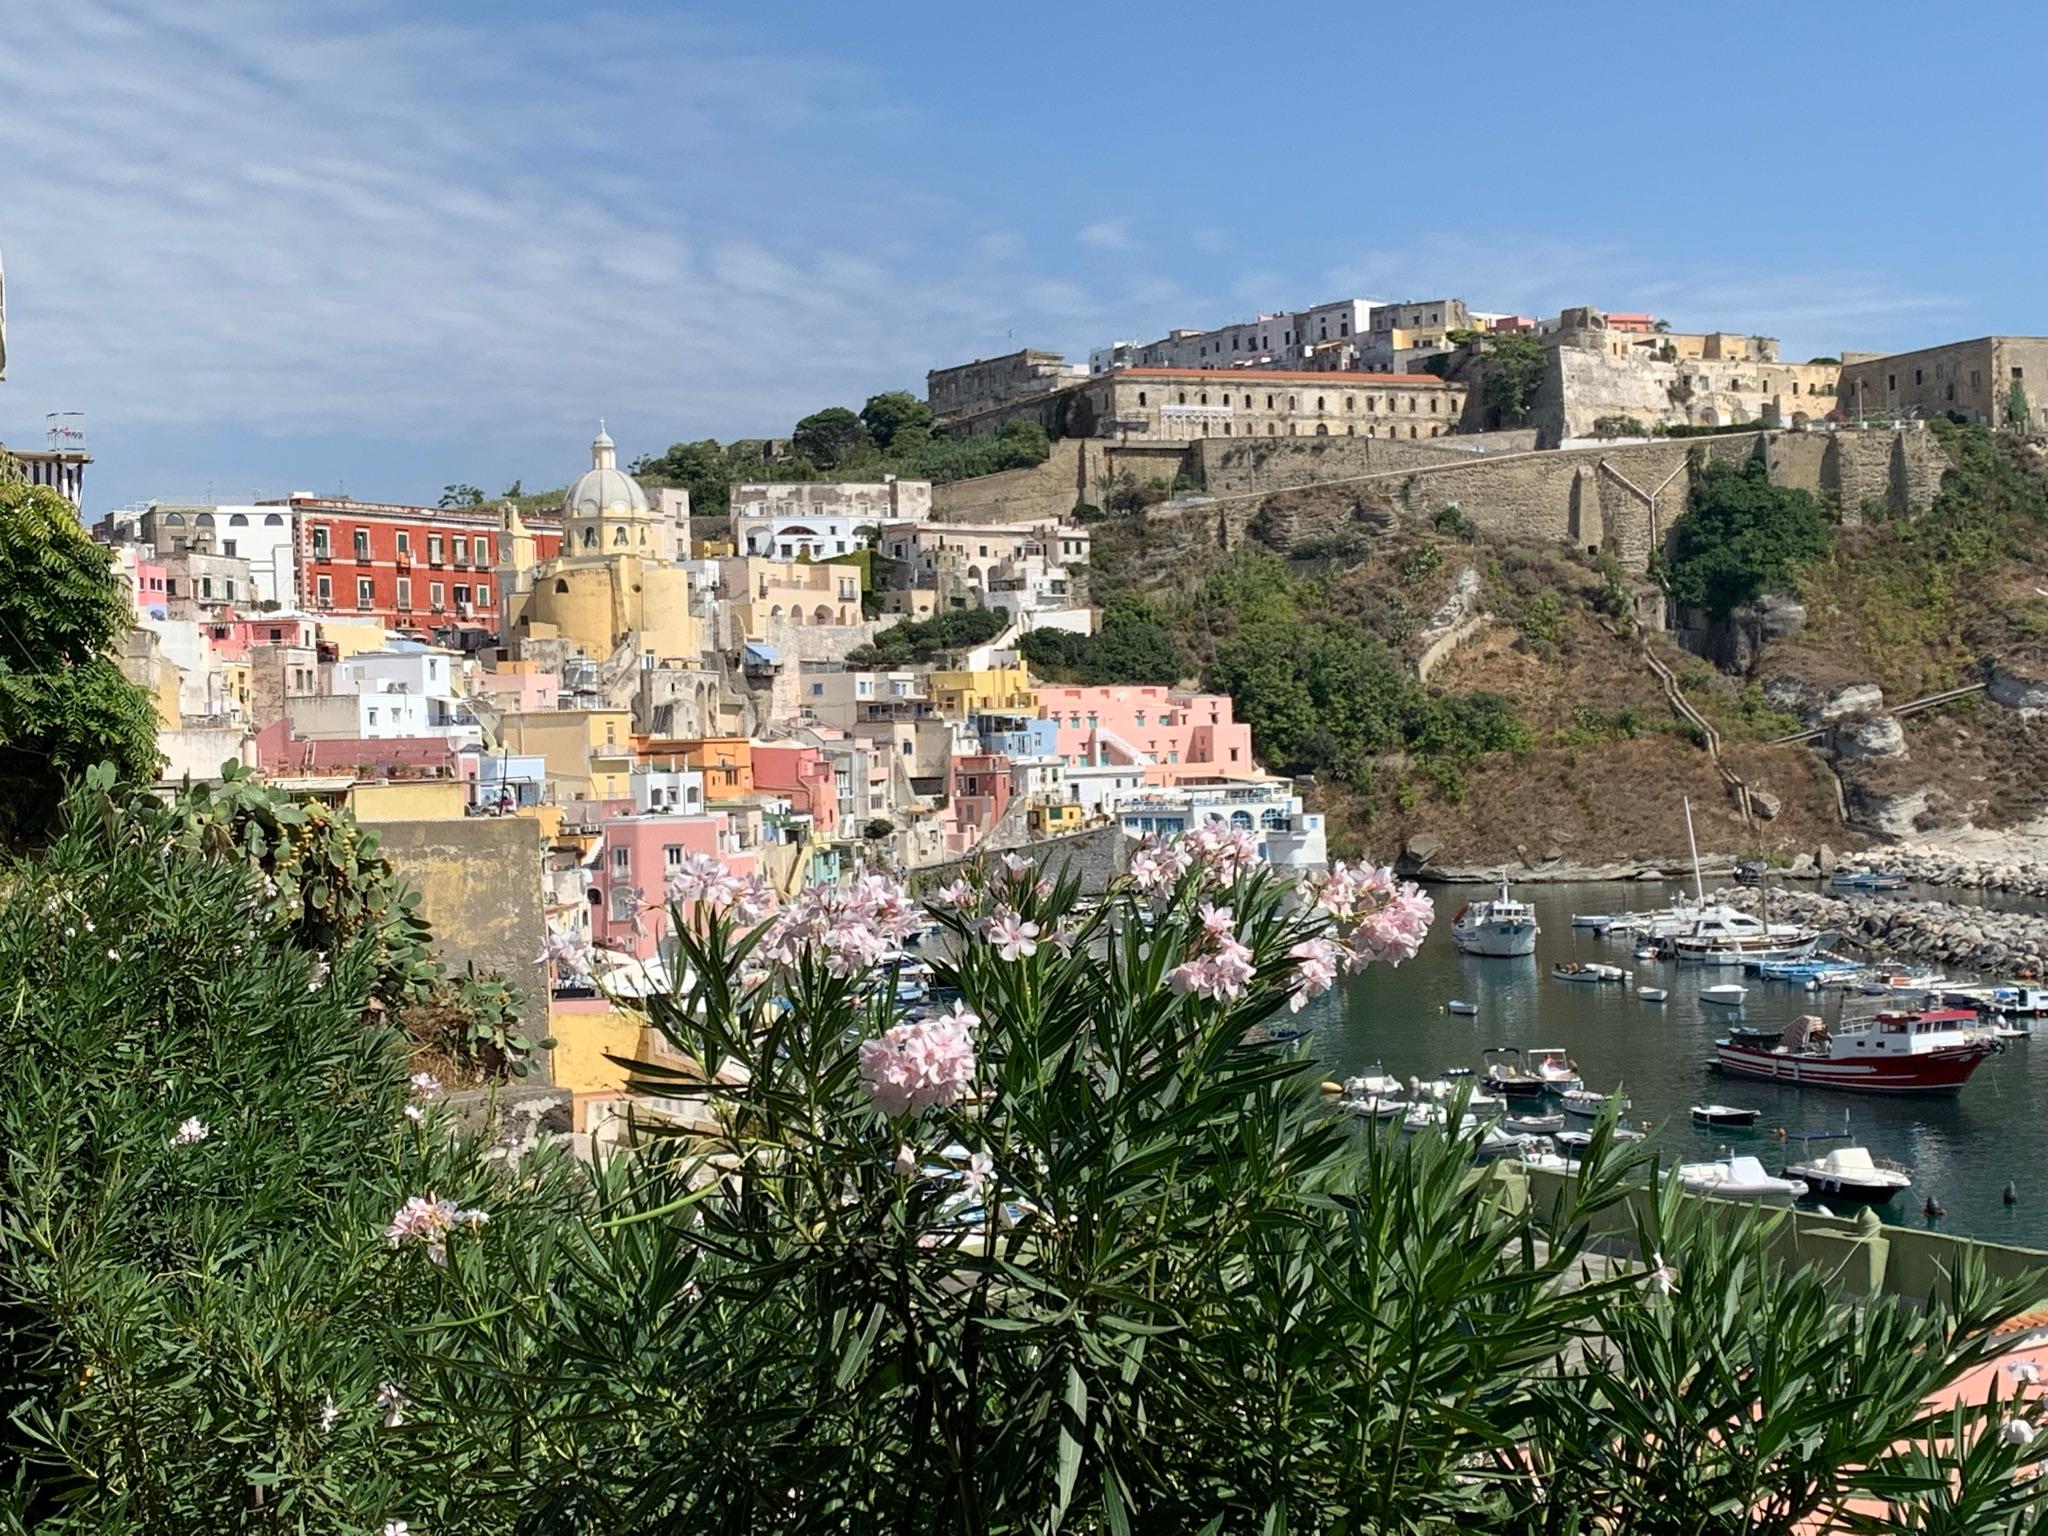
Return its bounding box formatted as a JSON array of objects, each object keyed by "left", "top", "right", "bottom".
[
  {"left": 1863, "top": 968, "right": 1948, "bottom": 996},
  {"left": 1634, "top": 945, "right": 1662, "bottom": 962},
  {"left": 1518, "top": 1148, "right": 1581, "bottom": 1174},
  {"left": 1501, "top": 1110, "right": 1566, "bottom": 1135},
  {"left": 1449, "top": 872, "right": 1540, "bottom": 957},
  {"left": 1781, "top": 1145, "right": 1913, "bottom": 1203},
  {"left": 1446, "top": 998, "right": 1479, "bottom": 1016},
  {"left": 1674, "top": 1153, "right": 1808, "bottom": 1204},
  {"left": 1555, "top": 1126, "right": 1645, "bottom": 1152},
  {"left": 1528, "top": 1048, "right": 1582, "bottom": 1095},
  {"left": 1701, "top": 984, "right": 1747, "bottom": 1007},
  {"left": 1713, "top": 1004, "right": 1998, "bottom": 1095},
  {"left": 1665, "top": 798, "right": 1829, "bottom": 965},
  {"left": 1345, "top": 1068, "right": 1403, "bottom": 1099},
  {"left": 1690, "top": 1103, "right": 1761, "bottom": 1127},
  {"left": 1341, "top": 1095, "right": 1409, "bottom": 1122},
  {"left": 1560, "top": 1087, "right": 1631, "bottom": 1118},
  {"left": 1637, "top": 986, "right": 1669, "bottom": 1003},
  {"left": 1552, "top": 962, "right": 1625, "bottom": 984}
]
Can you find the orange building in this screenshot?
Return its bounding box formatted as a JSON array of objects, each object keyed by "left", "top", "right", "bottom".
[{"left": 639, "top": 735, "right": 755, "bottom": 800}]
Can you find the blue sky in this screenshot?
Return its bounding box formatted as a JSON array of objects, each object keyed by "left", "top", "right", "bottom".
[{"left": 4, "top": 0, "right": 2044, "bottom": 512}]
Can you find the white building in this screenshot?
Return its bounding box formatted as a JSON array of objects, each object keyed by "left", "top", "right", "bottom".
[
  {"left": 1113, "top": 780, "right": 1327, "bottom": 869},
  {"left": 630, "top": 764, "right": 706, "bottom": 816},
  {"left": 329, "top": 648, "right": 461, "bottom": 702},
  {"left": 149, "top": 504, "right": 298, "bottom": 606},
  {"left": 731, "top": 479, "right": 931, "bottom": 560}
]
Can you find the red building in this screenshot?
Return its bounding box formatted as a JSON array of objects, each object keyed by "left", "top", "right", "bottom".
[
  {"left": 949, "top": 751, "right": 1014, "bottom": 845},
  {"left": 268, "top": 494, "right": 561, "bottom": 636},
  {"left": 751, "top": 741, "right": 841, "bottom": 840}
]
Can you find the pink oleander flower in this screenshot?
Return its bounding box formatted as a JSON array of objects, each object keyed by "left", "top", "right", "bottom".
[
  {"left": 1286, "top": 936, "right": 1339, "bottom": 1012},
  {"left": 1647, "top": 1252, "right": 1679, "bottom": 1296},
  {"left": 403, "top": 1103, "right": 425, "bottom": 1124},
  {"left": 893, "top": 1144, "right": 917, "bottom": 1176},
  {"left": 2010, "top": 1361, "right": 2044, "bottom": 1386},
  {"left": 375, "top": 1380, "right": 408, "bottom": 1428},
  {"left": 1169, "top": 934, "right": 1256, "bottom": 1003},
  {"left": 939, "top": 998, "right": 982, "bottom": 1034},
  {"left": 858, "top": 1014, "right": 977, "bottom": 1116},
  {"left": 759, "top": 874, "right": 920, "bottom": 975},
  {"left": 1309, "top": 859, "right": 1396, "bottom": 924},
  {"left": 665, "top": 851, "right": 741, "bottom": 908},
  {"left": 1127, "top": 836, "right": 1193, "bottom": 894},
  {"left": 538, "top": 928, "right": 593, "bottom": 978},
  {"left": 984, "top": 906, "right": 1040, "bottom": 962},
  {"left": 384, "top": 1193, "right": 489, "bottom": 1265},
  {"left": 1347, "top": 882, "right": 1434, "bottom": 967},
  {"left": 170, "top": 1116, "right": 210, "bottom": 1147},
  {"left": 318, "top": 1394, "right": 339, "bottom": 1433},
  {"left": 1198, "top": 902, "right": 1237, "bottom": 945},
  {"left": 963, "top": 1150, "right": 995, "bottom": 1203},
  {"left": 732, "top": 871, "right": 778, "bottom": 922},
  {"left": 1000, "top": 852, "right": 1034, "bottom": 883},
  {"left": 1186, "top": 822, "right": 1260, "bottom": 884},
  {"left": 2002, "top": 1417, "right": 2037, "bottom": 1448},
  {"left": 408, "top": 1071, "right": 443, "bottom": 1101},
  {"left": 931, "top": 878, "right": 975, "bottom": 907},
  {"left": 384, "top": 1523, "right": 410, "bottom": 1536}
]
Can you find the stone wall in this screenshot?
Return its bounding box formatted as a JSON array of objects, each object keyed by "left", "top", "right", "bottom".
[
  {"left": 929, "top": 439, "right": 1191, "bottom": 524},
  {"left": 1190, "top": 430, "right": 1540, "bottom": 497},
  {"left": 367, "top": 815, "right": 551, "bottom": 1078},
  {"left": 917, "top": 822, "right": 1131, "bottom": 895}
]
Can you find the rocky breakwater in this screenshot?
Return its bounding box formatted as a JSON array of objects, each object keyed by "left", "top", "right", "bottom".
[
  {"left": 1715, "top": 886, "right": 2048, "bottom": 979},
  {"left": 1845, "top": 848, "right": 2048, "bottom": 899}
]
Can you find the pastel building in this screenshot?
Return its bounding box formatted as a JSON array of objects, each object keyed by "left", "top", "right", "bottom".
[
  {"left": 590, "top": 812, "right": 760, "bottom": 963},
  {"left": 498, "top": 707, "right": 636, "bottom": 801},
  {"left": 1113, "top": 780, "right": 1326, "bottom": 870},
  {"left": 718, "top": 557, "right": 864, "bottom": 634},
  {"left": 1034, "top": 686, "right": 1259, "bottom": 780},
  {"left": 948, "top": 751, "right": 1013, "bottom": 850},
  {"left": 751, "top": 741, "right": 841, "bottom": 841}
]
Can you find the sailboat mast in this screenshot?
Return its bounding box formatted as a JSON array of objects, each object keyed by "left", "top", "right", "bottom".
[{"left": 1683, "top": 796, "right": 1705, "bottom": 904}]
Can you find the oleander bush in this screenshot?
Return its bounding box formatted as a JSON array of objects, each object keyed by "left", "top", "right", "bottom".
[{"left": 3, "top": 795, "right": 2043, "bottom": 1533}]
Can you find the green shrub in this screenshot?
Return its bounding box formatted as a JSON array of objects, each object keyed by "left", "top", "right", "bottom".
[{"left": 846, "top": 606, "right": 1009, "bottom": 667}]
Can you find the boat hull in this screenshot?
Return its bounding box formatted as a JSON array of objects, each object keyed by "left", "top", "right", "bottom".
[
  {"left": 1451, "top": 922, "right": 1538, "bottom": 957},
  {"left": 1785, "top": 1170, "right": 1908, "bottom": 1203},
  {"left": 1713, "top": 1042, "right": 1993, "bottom": 1095}
]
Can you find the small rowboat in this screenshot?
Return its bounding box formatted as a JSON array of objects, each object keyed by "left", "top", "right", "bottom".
[
  {"left": 1557, "top": 1127, "right": 1645, "bottom": 1152},
  {"left": 1637, "top": 986, "right": 1669, "bottom": 1003},
  {"left": 1553, "top": 962, "right": 1625, "bottom": 984},
  {"left": 1447, "top": 998, "right": 1478, "bottom": 1016},
  {"left": 1691, "top": 1103, "right": 1761, "bottom": 1127},
  {"left": 1561, "top": 1087, "right": 1631, "bottom": 1118},
  {"left": 1701, "top": 984, "right": 1747, "bottom": 1007}
]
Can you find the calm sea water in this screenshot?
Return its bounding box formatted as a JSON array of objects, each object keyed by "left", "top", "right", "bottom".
[{"left": 1298, "top": 881, "right": 2048, "bottom": 1250}]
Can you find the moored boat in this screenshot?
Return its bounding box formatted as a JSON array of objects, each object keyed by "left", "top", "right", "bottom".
[
  {"left": 1501, "top": 1110, "right": 1566, "bottom": 1135},
  {"left": 1690, "top": 1103, "right": 1760, "bottom": 1127},
  {"left": 1481, "top": 1046, "right": 1548, "bottom": 1101},
  {"left": 1675, "top": 1154, "right": 1807, "bottom": 1204},
  {"left": 1782, "top": 1144, "right": 1913, "bottom": 1202},
  {"left": 1701, "top": 984, "right": 1747, "bottom": 1008},
  {"left": 1560, "top": 1086, "right": 1631, "bottom": 1118},
  {"left": 1556, "top": 1126, "right": 1645, "bottom": 1153},
  {"left": 1446, "top": 998, "right": 1479, "bottom": 1016},
  {"left": 1713, "top": 1005, "right": 2000, "bottom": 1095},
  {"left": 1552, "top": 961, "right": 1625, "bottom": 984},
  {"left": 1528, "top": 1048, "right": 1582, "bottom": 1095},
  {"left": 1637, "top": 986, "right": 1669, "bottom": 1003},
  {"left": 1449, "top": 872, "right": 1541, "bottom": 957}
]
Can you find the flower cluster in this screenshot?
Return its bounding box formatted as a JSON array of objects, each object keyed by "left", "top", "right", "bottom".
[
  {"left": 1307, "top": 860, "right": 1435, "bottom": 968},
  {"left": 858, "top": 1003, "right": 979, "bottom": 1116},
  {"left": 169, "top": 1116, "right": 210, "bottom": 1147},
  {"left": 1285, "top": 936, "right": 1340, "bottom": 1013},
  {"left": 1184, "top": 822, "right": 1261, "bottom": 886},
  {"left": 537, "top": 928, "right": 594, "bottom": 980},
  {"left": 384, "top": 1193, "right": 489, "bottom": 1264},
  {"left": 1128, "top": 836, "right": 1193, "bottom": 894},
  {"left": 982, "top": 906, "right": 1040, "bottom": 962},
  {"left": 1168, "top": 902, "right": 1257, "bottom": 1003},
  {"left": 664, "top": 852, "right": 777, "bottom": 921},
  {"left": 375, "top": 1380, "right": 409, "bottom": 1428},
  {"left": 760, "top": 873, "right": 921, "bottom": 977},
  {"left": 930, "top": 877, "right": 975, "bottom": 908}
]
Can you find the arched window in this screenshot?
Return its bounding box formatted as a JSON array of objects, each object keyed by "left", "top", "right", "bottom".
[
  {"left": 1409, "top": 424, "right": 1418, "bottom": 438},
  {"left": 580, "top": 526, "right": 597, "bottom": 548},
  {"left": 228, "top": 513, "right": 248, "bottom": 527},
  {"left": 613, "top": 526, "right": 628, "bottom": 546},
  {"left": 263, "top": 513, "right": 284, "bottom": 526},
  {"left": 1314, "top": 424, "right": 1329, "bottom": 436},
  {"left": 1229, "top": 810, "right": 1254, "bottom": 829},
  {"left": 813, "top": 605, "right": 832, "bottom": 624},
  {"left": 770, "top": 604, "right": 783, "bottom": 618},
  {"left": 163, "top": 512, "right": 186, "bottom": 526},
  {"left": 1316, "top": 396, "right": 1325, "bottom": 411},
  {"left": 789, "top": 608, "right": 805, "bottom": 626},
  {"left": 1261, "top": 808, "right": 1285, "bottom": 827},
  {"left": 554, "top": 578, "right": 569, "bottom": 593},
  {"left": 1199, "top": 392, "right": 1208, "bottom": 405},
  {"left": 1138, "top": 391, "right": 1147, "bottom": 406},
  {"left": 195, "top": 512, "right": 215, "bottom": 528}
]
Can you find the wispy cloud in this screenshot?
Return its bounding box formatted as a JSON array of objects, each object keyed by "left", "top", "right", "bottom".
[
  {"left": 1077, "top": 217, "right": 1143, "bottom": 254},
  {"left": 0, "top": 1, "right": 1100, "bottom": 483}
]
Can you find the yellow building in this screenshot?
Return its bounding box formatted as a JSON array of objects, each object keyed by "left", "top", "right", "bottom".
[
  {"left": 499, "top": 707, "right": 636, "bottom": 801},
  {"left": 1027, "top": 796, "right": 1083, "bottom": 836},
  {"left": 929, "top": 665, "right": 1036, "bottom": 718},
  {"left": 717, "top": 556, "right": 864, "bottom": 636},
  {"left": 316, "top": 616, "right": 392, "bottom": 658},
  {"left": 642, "top": 735, "right": 754, "bottom": 799},
  {"left": 499, "top": 427, "right": 700, "bottom": 664},
  {"left": 347, "top": 778, "right": 469, "bottom": 821}
]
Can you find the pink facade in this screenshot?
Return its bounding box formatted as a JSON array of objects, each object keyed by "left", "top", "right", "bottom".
[
  {"left": 592, "top": 814, "right": 760, "bottom": 962},
  {"left": 204, "top": 614, "right": 320, "bottom": 662},
  {"left": 130, "top": 554, "right": 168, "bottom": 617},
  {"left": 948, "top": 751, "right": 1013, "bottom": 849},
  {"left": 475, "top": 669, "right": 559, "bottom": 712},
  {"left": 1605, "top": 313, "right": 1658, "bottom": 334},
  {"left": 1034, "top": 685, "right": 1258, "bottom": 781},
  {"left": 751, "top": 742, "right": 840, "bottom": 839},
  {"left": 253, "top": 719, "right": 473, "bottom": 780}
]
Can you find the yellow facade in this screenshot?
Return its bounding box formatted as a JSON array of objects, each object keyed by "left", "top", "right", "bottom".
[
  {"left": 1028, "top": 797, "right": 1083, "bottom": 836},
  {"left": 317, "top": 617, "right": 391, "bottom": 658},
  {"left": 498, "top": 708, "right": 635, "bottom": 801},
  {"left": 549, "top": 999, "right": 650, "bottom": 1097},
  {"left": 930, "top": 665, "right": 1037, "bottom": 718},
  {"left": 347, "top": 779, "right": 468, "bottom": 821},
  {"left": 720, "top": 557, "right": 864, "bottom": 636}
]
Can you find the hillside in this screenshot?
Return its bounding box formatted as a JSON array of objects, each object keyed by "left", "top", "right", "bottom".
[{"left": 1077, "top": 424, "right": 2048, "bottom": 872}]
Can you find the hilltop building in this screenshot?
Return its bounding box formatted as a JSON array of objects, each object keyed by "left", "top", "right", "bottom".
[{"left": 1837, "top": 337, "right": 2048, "bottom": 430}]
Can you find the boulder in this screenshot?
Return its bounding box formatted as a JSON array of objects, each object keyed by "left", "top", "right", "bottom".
[
  {"left": 1747, "top": 785, "right": 1782, "bottom": 821},
  {"left": 1847, "top": 785, "right": 1934, "bottom": 842},
  {"left": 1726, "top": 593, "right": 1808, "bottom": 673},
  {"left": 1817, "top": 844, "right": 1838, "bottom": 875},
  {"left": 1832, "top": 715, "right": 1908, "bottom": 761},
  {"left": 1764, "top": 674, "right": 1818, "bottom": 716},
  {"left": 1988, "top": 662, "right": 2048, "bottom": 712},
  {"left": 1402, "top": 833, "right": 1445, "bottom": 868},
  {"left": 1818, "top": 683, "right": 1885, "bottom": 722},
  {"left": 1788, "top": 852, "right": 1815, "bottom": 875}
]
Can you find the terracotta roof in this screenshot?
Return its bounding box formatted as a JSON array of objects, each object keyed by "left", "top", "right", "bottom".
[{"left": 1112, "top": 366, "right": 1457, "bottom": 387}]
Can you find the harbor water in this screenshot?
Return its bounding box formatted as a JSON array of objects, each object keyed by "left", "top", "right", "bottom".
[{"left": 1299, "top": 881, "right": 2048, "bottom": 1249}]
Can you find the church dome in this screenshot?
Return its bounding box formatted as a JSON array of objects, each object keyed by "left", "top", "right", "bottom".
[{"left": 562, "top": 421, "right": 649, "bottom": 520}]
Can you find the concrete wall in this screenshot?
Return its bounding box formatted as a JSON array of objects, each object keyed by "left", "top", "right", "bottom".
[
  {"left": 368, "top": 814, "right": 551, "bottom": 1078},
  {"left": 1191, "top": 430, "right": 1541, "bottom": 496}
]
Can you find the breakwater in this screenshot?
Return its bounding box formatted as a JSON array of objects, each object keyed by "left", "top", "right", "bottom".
[
  {"left": 1848, "top": 848, "right": 2048, "bottom": 899},
  {"left": 1718, "top": 885, "right": 2048, "bottom": 978}
]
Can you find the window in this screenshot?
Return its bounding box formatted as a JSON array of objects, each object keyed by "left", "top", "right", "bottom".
[
  {"left": 428, "top": 535, "right": 444, "bottom": 564},
  {"left": 353, "top": 528, "right": 370, "bottom": 559},
  {"left": 312, "top": 526, "right": 331, "bottom": 557},
  {"left": 1973, "top": 369, "right": 1983, "bottom": 389},
  {"left": 902, "top": 740, "right": 913, "bottom": 755},
  {"left": 367, "top": 707, "right": 379, "bottom": 726},
  {"left": 452, "top": 536, "right": 468, "bottom": 564},
  {"left": 1915, "top": 369, "right": 1923, "bottom": 386},
  {"left": 222, "top": 539, "right": 237, "bottom": 557},
  {"left": 1178, "top": 392, "right": 1186, "bottom": 404},
  {"left": 315, "top": 575, "right": 332, "bottom": 604},
  {"left": 1345, "top": 395, "right": 1354, "bottom": 410},
  {"left": 1316, "top": 396, "right": 1325, "bottom": 411},
  {"left": 225, "top": 579, "right": 237, "bottom": 600},
  {"left": 454, "top": 584, "right": 470, "bottom": 608},
  {"left": 396, "top": 577, "right": 412, "bottom": 609},
  {"left": 478, "top": 585, "right": 491, "bottom": 607},
  {"left": 429, "top": 582, "right": 444, "bottom": 608},
  {"left": 1138, "top": 390, "right": 1147, "bottom": 406},
  {"left": 200, "top": 577, "right": 214, "bottom": 599},
  {"left": 228, "top": 513, "right": 248, "bottom": 527},
  {"left": 1266, "top": 394, "right": 1274, "bottom": 408},
  {"left": 474, "top": 537, "right": 490, "bottom": 565},
  {"left": 665, "top": 844, "right": 684, "bottom": 871},
  {"left": 2015, "top": 366, "right": 2027, "bottom": 380},
  {"left": 396, "top": 531, "right": 411, "bottom": 556},
  {"left": 356, "top": 578, "right": 374, "bottom": 609},
  {"left": 609, "top": 887, "right": 634, "bottom": 922},
  {"left": 263, "top": 512, "right": 284, "bottom": 527},
  {"left": 612, "top": 846, "right": 630, "bottom": 874}
]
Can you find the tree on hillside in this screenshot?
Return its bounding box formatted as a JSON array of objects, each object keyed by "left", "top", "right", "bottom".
[
  {"left": 1657, "top": 459, "right": 1835, "bottom": 618},
  {"left": 791, "top": 407, "right": 869, "bottom": 470},
  {"left": 1479, "top": 332, "right": 1547, "bottom": 428},
  {"left": 1019, "top": 599, "right": 1186, "bottom": 686},
  {"left": 859, "top": 391, "right": 933, "bottom": 452},
  {"left": 0, "top": 473, "right": 159, "bottom": 841},
  {"left": 638, "top": 439, "right": 733, "bottom": 518},
  {"left": 438, "top": 484, "right": 485, "bottom": 508}
]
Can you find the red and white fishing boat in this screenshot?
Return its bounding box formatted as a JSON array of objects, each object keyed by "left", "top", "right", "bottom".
[{"left": 1713, "top": 1004, "right": 1999, "bottom": 1096}]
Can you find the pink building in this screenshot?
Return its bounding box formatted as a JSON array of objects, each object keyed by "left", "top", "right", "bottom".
[
  {"left": 252, "top": 720, "right": 476, "bottom": 783},
  {"left": 1605, "top": 312, "right": 1659, "bottom": 334},
  {"left": 475, "top": 668, "right": 559, "bottom": 712},
  {"left": 203, "top": 614, "right": 321, "bottom": 662},
  {"left": 751, "top": 742, "right": 840, "bottom": 840},
  {"left": 591, "top": 813, "right": 761, "bottom": 962},
  {"left": 948, "top": 751, "right": 1013, "bottom": 851},
  {"left": 121, "top": 549, "right": 168, "bottom": 618},
  {"left": 1034, "top": 686, "right": 1258, "bottom": 783}
]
